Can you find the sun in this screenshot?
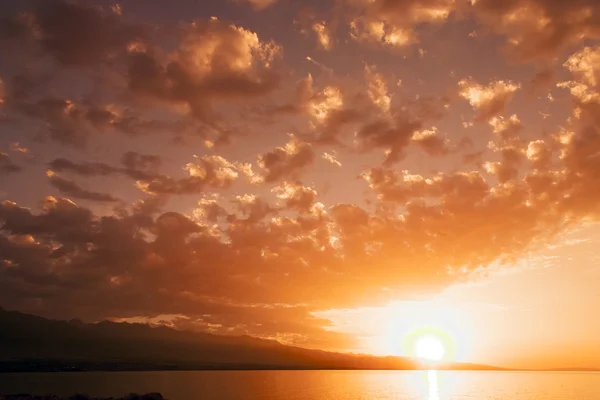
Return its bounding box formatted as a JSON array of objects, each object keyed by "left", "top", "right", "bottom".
[{"left": 414, "top": 334, "right": 446, "bottom": 361}]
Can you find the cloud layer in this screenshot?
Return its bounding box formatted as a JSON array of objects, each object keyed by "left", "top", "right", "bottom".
[{"left": 0, "top": 0, "right": 600, "bottom": 351}]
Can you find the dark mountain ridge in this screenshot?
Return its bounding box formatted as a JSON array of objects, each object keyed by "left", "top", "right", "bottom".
[{"left": 0, "top": 307, "right": 502, "bottom": 372}]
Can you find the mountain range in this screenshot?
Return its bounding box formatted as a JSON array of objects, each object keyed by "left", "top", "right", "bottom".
[{"left": 0, "top": 307, "right": 502, "bottom": 372}]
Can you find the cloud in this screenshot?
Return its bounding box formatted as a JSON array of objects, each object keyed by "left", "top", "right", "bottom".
[
  {"left": 347, "top": 0, "right": 456, "bottom": 48},
  {"left": 0, "top": 77, "right": 4, "bottom": 104},
  {"left": 308, "top": 84, "right": 345, "bottom": 123},
  {"left": 85, "top": 105, "right": 192, "bottom": 138},
  {"left": 559, "top": 47, "right": 600, "bottom": 127},
  {"left": 349, "top": 94, "right": 452, "bottom": 164},
  {"left": 471, "top": 0, "right": 600, "bottom": 62},
  {"left": 356, "top": 112, "right": 423, "bottom": 164},
  {"left": 272, "top": 182, "right": 318, "bottom": 212},
  {"left": 238, "top": 0, "right": 279, "bottom": 11},
  {"left": 127, "top": 17, "right": 281, "bottom": 120},
  {"left": 1, "top": 76, "right": 193, "bottom": 146},
  {"left": 273, "top": 74, "right": 372, "bottom": 145},
  {"left": 0, "top": 0, "right": 145, "bottom": 67},
  {"left": 49, "top": 152, "right": 244, "bottom": 197},
  {"left": 15, "top": 97, "right": 88, "bottom": 147},
  {"left": 0, "top": 195, "right": 352, "bottom": 347},
  {"left": 488, "top": 114, "right": 523, "bottom": 142},
  {"left": 9, "top": 142, "right": 29, "bottom": 153},
  {"left": 231, "top": 194, "right": 276, "bottom": 224},
  {"left": 411, "top": 127, "right": 451, "bottom": 156},
  {"left": 0, "top": 153, "right": 22, "bottom": 175},
  {"left": 322, "top": 152, "right": 342, "bottom": 167},
  {"left": 5, "top": 106, "right": 600, "bottom": 345},
  {"left": 138, "top": 155, "right": 242, "bottom": 195},
  {"left": 49, "top": 152, "right": 161, "bottom": 182},
  {"left": 564, "top": 47, "right": 600, "bottom": 88},
  {"left": 350, "top": 17, "right": 414, "bottom": 48},
  {"left": 365, "top": 65, "right": 391, "bottom": 113},
  {"left": 530, "top": 70, "right": 555, "bottom": 93},
  {"left": 47, "top": 171, "right": 119, "bottom": 202},
  {"left": 121, "top": 151, "right": 162, "bottom": 171},
  {"left": 483, "top": 147, "right": 524, "bottom": 183},
  {"left": 362, "top": 166, "right": 552, "bottom": 269},
  {"left": 3, "top": 0, "right": 600, "bottom": 353},
  {"left": 312, "top": 22, "right": 333, "bottom": 50},
  {"left": 526, "top": 140, "right": 553, "bottom": 169},
  {"left": 49, "top": 158, "right": 120, "bottom": 177},
  {"left": 257, "top": 136, "right": 315, "bottom": 183},
  {"left": 458, "top": 78, "right": 521, "bottom": 121}
]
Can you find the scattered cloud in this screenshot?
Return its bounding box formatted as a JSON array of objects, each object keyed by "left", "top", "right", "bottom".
[
  {"left": 127, "top": 17, "right": 281, "bottom": 120},
  {"left": 9, "top": 142, "right": 29, "bottom": 153},
  {"left": 46, "top": 170, "right": 120, "bottom": 202},
  {"left": 272, "top": 182, "right": 318, "bottom": 212},
  {"left": 312, "top": 22, "right": 333, "bottom": 51},
  {"left": 322, "top": 151, "right": 342, "bottom": 167},
  {"left": 257, "top": 136, "right": 315, "bottom": 183},
  {"left": 365, "top": 65, "right": 391, "bottom": 113},
  {"left": 458, "top": 78, "right": 521, "bottom": 121},
  {"left": 471, "top": 0, "right": 600, "bottom": 61},
  {"left": 347, "top": 0, "right": 455, "bottom": 48}
]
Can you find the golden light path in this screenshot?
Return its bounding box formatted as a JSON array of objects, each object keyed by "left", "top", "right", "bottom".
[{"left": 428, "top": 370, "right": 440, "bottom": 400}]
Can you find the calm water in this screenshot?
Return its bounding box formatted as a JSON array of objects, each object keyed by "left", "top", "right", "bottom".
[{"left": 1, "top": 370, "right": 599, "bottom": 400}]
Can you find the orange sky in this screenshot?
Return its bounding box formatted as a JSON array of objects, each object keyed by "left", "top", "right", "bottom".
[{"left": 1, "top": 0, "right": 600, "bottom": 370}]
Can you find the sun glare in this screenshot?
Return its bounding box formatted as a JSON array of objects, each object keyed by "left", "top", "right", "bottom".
[{"left": 415, "top": 335, "right": 446, "bottom": 361}]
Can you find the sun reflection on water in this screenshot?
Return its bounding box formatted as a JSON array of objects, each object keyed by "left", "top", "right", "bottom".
[{"left": 428, "top": 370, "right": 440, "bottom": 400}]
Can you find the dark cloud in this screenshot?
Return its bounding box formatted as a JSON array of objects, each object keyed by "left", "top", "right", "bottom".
[
  {"left": 49, "top": 158, "right": 119, "bottom": 177},
  {"left": 49, "top": 152, "right": 158, "bottom": 181},
  {"left": 472, "top": 0, "right": 600, "bottom": 62},
  {"left": 0, "top": 152, "right": 22, "bottom": 175},
  {"left": 344, "top": 0, "right": 600, "bottom": 61},
  {"left": 1, "top": 78, "right": 193, "bottom": 147},
  {"left": 140, "top": 155, "right": 241, "bottom": 195},
  {"left": 411, "top": 127, "right": 452, "bottom": 157},
  {"left": 126, "top": 17, "right": 281, "bottom": 120},
  {"left": 17, "top": 97, "right": 88, "bottom": 148},
  {"left": 530, "top": 70, "right": 555, "bottom": 93},
  {"left": 47, "top": 171, "right": 119, "bottom": 202},
  {"left": 356, "top": 112, "right": 422, "bottom": 164},
  {"left": 49, "top": 152, "right": 239, "bottom": 196},
  {"left": 85, "top": 106, "right": 192, "bottom": 137},
  {"left": 0, "top": 0, "right": 146, "bottom": 67},
  {"left": 0, "top": 196, "right": 351, "bottom": 347},
  {"left": 121, "top": 151, "right": 162, "bottom": 171},
  {"left": 257, "top": 137, "right": 315, "bottom": 183}
]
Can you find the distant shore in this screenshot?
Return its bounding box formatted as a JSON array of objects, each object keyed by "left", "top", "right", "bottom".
[{"left": 0, "top": 359, "right": 511, "bottom": 373}]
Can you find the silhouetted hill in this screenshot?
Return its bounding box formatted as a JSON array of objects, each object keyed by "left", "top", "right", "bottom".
[{"left": 0, "top": 308, "right": 502, "bottom": 372}]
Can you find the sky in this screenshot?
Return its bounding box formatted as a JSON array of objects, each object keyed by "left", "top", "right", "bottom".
[{"left": 0, "top": 0, "right": 600, "bottom": 370}]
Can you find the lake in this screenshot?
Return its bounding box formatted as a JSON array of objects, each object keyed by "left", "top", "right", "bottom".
[{"left": 1, "top": 370, "right": 599, "bottom": 400}]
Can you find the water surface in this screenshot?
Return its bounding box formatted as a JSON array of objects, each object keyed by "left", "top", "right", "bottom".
[{"left": 1, "top": 370, "right": 599, "bottom": 400}]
